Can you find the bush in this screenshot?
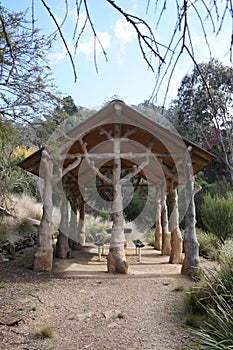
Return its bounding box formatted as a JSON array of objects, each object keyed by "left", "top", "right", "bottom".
[
  {"left": 196, "top": 228, "right": 219, "bottom": 260},
  {"left": 98, "top": 209, "right": 111, "bottom": 222},
  {"left": 85, "top": 214, "right": 111, "bottom": 244},
  {"left": 146, "top": 229, "right": 155, "bottom": 246},
  {"left": 186, "top": 250, "right": 233, "bottom": 349},
  {"left": 201, "top": 193, "right": 233, "bottom": 242}
]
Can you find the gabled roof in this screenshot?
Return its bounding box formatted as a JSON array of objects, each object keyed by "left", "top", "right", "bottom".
[{"left": 19, "top": 100, "right": 215, "bottom": 191}]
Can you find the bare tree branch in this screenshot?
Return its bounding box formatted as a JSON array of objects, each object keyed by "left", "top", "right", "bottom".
[
  {"left": 83, "top": 0, "right": 108, "bottom": 72},
  {"left": 106, "top": 0, "right": 166, "bottom": 70},
  {"left": 40, "top": 0, "right": 77, "bottom": 82}
]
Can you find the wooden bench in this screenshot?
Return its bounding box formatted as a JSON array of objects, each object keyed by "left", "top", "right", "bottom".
[
  {"left": 132, "top": 239, "right": 145, "bottom": 262},
  {"left": 95, "top": 228, "right": 132, "bottom": 261}
]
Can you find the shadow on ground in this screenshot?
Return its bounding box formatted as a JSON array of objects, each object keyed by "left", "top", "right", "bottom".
[{"left": 52, "top": 245, "right": 182, "bottom": 279}]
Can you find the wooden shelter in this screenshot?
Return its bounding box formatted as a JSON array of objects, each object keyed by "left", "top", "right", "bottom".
[{"left": 19, "top": 100, "right": 215, "bottom": 275}]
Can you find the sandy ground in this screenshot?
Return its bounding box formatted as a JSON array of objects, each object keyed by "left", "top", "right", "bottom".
[{"left": 0, "top": 244, "right": 195, "bottom": 350}]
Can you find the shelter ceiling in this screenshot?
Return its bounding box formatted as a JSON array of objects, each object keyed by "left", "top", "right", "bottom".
[{"left": 19, "top": 101, "right": 216, "bottom": 192}]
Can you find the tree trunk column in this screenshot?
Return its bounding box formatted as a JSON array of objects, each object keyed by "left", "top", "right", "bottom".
[
  {"left": 56, "top": 195, "right": 71, "bottom": 258},
  {"left": 154, "top": 188, "right": 162, "bottom": 250},
  {"left": 77, "top": 193, "right": 85, "bottom": 246},
  {"left": 69, "top": 197, "right": 78, "bottom": 250},
  {"left": 107, "top": 137, "right": 129, "bottom": 274},
  {"left": 181, "top": 154, "right": 200, "bottom": 275},
  {"left": 34, "top": 150, "right": 53, "bottom": 271},
  {"left": 161, "top": 192, "right": 171, "bottom": 256},
  {"left": 169, "top": 187, "right": 183, "bottom": 264}
]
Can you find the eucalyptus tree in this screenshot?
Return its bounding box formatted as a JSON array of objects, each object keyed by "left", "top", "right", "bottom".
[
  {"left": 174, "top": 59, "right": 233, "bottom": 183},
  {"left": 0, "top": 6, "right": 63, "bottom": 202},
  {"left": 0, "top": 6, "right": 60, "bottom": 125}
]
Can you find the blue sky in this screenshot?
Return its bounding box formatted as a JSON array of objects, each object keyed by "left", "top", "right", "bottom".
[{"left": 1, "top": 0, "right": 232, "bottom": 109}]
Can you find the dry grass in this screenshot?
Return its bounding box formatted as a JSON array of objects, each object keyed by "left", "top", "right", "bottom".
[
  {"left": 0, "top": 195, "right": 61, "bottom": 245},
  {"left": 12, "top": 194, "right": 43, "bottom": 220}
]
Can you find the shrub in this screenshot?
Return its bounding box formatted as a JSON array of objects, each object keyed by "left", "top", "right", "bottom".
[
  {"left": 196, "top": 228, "right": 219, "bottom": 260},
  {"left": 184, "top": 286, "right": 210, "bottom": 316},
  {"left": 201, "top": 193, "right": 233, "bottom": 242},
  {"left": 193, "top": 294, "right": 233, "bottom": 349},
  {"left": 146, "top": 229, "right": 155, "bottom": 246},
  {"left": 98, "top": 209, "right": 111, "bottom": 222},
  {"left": 13, "top": 194, "right": 42, "bottom": 220},
  {"left": 187, "top": 250, "right": 233, "bottom": 348},
  {"left": 85, "top": 214, "right": 111, "bottom": 243}
]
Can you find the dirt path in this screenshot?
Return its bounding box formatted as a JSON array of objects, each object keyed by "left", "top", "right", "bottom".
[{"left": 0, "top": 246, "right": 194, "bottom": 350}]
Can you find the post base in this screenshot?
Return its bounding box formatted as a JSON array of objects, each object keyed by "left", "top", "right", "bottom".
[
  {"left": 34, "top": 247, "right": 53, "bottom": 272},
  {"left": 107, "top": 247, "right": 129, "bottom": 274}
]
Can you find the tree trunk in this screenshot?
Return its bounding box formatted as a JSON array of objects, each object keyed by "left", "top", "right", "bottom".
[
  {"left": 161, "top": 192, "right": 171, "bottom": 256},
  {"left": 77, "top": 193, "right": 85, "bottom": 246},
  {"left": 34, "top": 150, "right": 53, "bottom": 272},
  {"left": 169, "top": 188, "right": 183, "bottom": 264},
  {"left": 56, "top": 196, "right": 71, "bottom": 259},
  {"left": 107, "top": 137, "right": 128, "bottom": 274},
  {"left": 154, "top": 189, "right": 162, "bottom": 250},
  {"left": 181, "top": 159, "right": 200, "bottom": 276},
  {"left": 68, "top": 197, "right": 78, "bottom": 250}
]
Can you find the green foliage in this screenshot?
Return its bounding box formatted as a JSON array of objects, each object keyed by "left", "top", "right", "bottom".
[
  {"left": 189, "top": 267, "right": 204, "bottom": 282},
  {"left": 185, "top": 314, "right": 208, "bottom": 329},
  {"left": 172, "top": 285, "right": 185, "bottom": 292},
  {"left": 124, "top": 189, "right": 156, "bottom": 231},
  {"left": 201, "top": 193, "right": 233, "bottom": 242},
  {"left": 124, "top": 189, "right": 146, "bottom": 222},
  {"left": 183, "top": 249, "right": 233, "bottom": 348},
  {"left": 98, "top": 209, "right": 111, "bottom": 222},
  {"left": 196, "top": 228, "right": 219, "bottom": 260},
  {"left": 184, "top": 286, "right": 210, "bottom": 317},
  {"left": 191, "top": 251, "right": 233, "bottom": 349},
  {"left": 35, "top": 96, "right": 84, "bottom": 145},
  {"left": 18, "top": 220, "right": 37, "bottom": 235},
  {"left": 173, "top": 59, "right": 233, "bottom": 183},
  {"left": 146, "top": 229, "right": 155, "bottom": 246}
]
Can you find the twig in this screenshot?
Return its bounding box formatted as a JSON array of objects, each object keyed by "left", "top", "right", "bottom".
[
  {"left": 0, "top": 318, "right": 23, "bottom": 326},
  {"left": 28, "top": 293, "right": 44, "bottom": 304},
  {"left": 40, "top": 0, "right": 77, "bottom": 82}
]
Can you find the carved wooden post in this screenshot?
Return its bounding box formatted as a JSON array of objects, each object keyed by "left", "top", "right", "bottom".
[
  {"left": 169, "top": 187, "right": 183, "bottom": 264},
  {"left": 107, "top": 133, "right": 129, "bottom": 274},
  {"left": 154, "top": 187, "right": 162, "bottom": 250},
  {"left": 56, "top": 195, "right": 71, "bottom": 258},
  {"left": 69, "top": 196, "right": 78, "bottom": 250},
  {"left": 181, "top": 151, "right": 200, "bottom": 275},
  {"left": 161, "top": 192, "right": 171, "bottom": 256},
  {"left": 34, "top": 150, "right": 53, "bottom": 271},
  {"left": 79, "top": 116, "right": 150, "bottom": 274},
  {"left": 77, "top": 192, "right": 85, "bottom": 246}
]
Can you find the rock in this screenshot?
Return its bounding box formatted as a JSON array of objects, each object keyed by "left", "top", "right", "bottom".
[{"left": 2, "top": 240, "right": 15, "bottom": 256}]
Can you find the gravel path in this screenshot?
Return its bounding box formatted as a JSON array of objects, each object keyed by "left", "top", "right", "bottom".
[{"left": 0, "top": 246, "right": 194, "bottom": 350}]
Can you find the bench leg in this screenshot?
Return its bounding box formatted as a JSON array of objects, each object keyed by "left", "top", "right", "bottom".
[
  {"left": 138, "top": 248, "right": 141, "bottom": 262},
  {"left": 98, "top": 246, "right": 101, "bottom": 261}
]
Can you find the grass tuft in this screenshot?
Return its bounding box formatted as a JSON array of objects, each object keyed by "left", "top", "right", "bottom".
[
  {"left": 116, "top": 312, "right": 126, "bottom": 319},
  {"left": 34, "top": 326, "right": 53, "bottom": 339},
  {"left": 172, "top": 285, "right": 185, "bottom": 292}
]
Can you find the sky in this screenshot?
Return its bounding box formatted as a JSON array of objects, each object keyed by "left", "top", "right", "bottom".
[{"left": 1, "top": 0, "right": 232, "bottom": 109}]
